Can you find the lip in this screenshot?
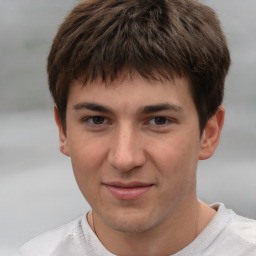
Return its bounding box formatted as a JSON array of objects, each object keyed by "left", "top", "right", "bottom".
[{"left": 103, "top": 182, "right": 154, "bottom": 200}]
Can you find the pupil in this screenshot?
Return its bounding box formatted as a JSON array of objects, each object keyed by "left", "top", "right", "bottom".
[
  {"left": 93, "top": 116, "right": 104, "bottom": 124},
  {"left": 155, "top": 117, "right": 166, "bottom": 125}
]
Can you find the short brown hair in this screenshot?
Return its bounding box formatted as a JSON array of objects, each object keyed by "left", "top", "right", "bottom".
[{"left": 48, "top": 0, "right": 231, "bottom": 132}]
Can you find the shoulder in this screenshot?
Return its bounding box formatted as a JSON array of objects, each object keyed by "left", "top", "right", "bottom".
[
  {"left": 210, "top": 203, "right": 256, "bottom": 255},
  {"left": 227, "top": 210, "right": 256, "bottom": 244},
  {"left": 20, "top": 215, "right": 86, "bottom": 256}
]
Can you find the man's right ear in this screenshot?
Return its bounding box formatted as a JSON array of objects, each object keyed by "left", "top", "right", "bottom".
[{"left": 54, "top": 106, "right": 70, "bottom": 156}]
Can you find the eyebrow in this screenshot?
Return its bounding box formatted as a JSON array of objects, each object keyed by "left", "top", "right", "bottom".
[
  {"left": 139, "top": 103, "right": 183, "bottom": 114},
  {"left": 73, "top": 102, "right": 113, "bottom": 114},
  {"left": 73, "top": 102, "right": 182, "bottom": 114}
]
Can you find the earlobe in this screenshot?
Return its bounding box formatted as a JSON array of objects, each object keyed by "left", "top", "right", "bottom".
[
  {"left": 54, "top": 106, "right": 70, "bottom": 156},
  {"left": 199, "top": 106, "right": 225, "bottom": 160}
]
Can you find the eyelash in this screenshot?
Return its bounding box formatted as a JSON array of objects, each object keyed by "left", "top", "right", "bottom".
[
  {"left": 147, "top": 116, "right": 175, "bottom": 126},
  {"left": 83, "top": 116, "right": 110, "bottom": 126},
  {"left": 82, "top": 115, "right": 175, "bottom": 128}
]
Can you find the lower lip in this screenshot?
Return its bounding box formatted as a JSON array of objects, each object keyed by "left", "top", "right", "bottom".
[{"left": 105, "top": 185, "right": 153, "bottom": 200}]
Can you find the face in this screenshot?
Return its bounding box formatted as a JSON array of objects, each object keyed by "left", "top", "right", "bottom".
[{"left": 56, "top": 73, "right": 220, "bottom": 233}]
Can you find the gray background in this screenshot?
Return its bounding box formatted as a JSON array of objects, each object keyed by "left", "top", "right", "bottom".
[{"left": 0, "top": 1, "right": 255, "bottom": 255}]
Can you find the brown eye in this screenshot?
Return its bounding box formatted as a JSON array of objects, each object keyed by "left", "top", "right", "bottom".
[
  {"left": 85, "top": 116, "right": 106, "bottom": 125},
  {"left": 152, "top": 117, "right": 168, "bottom": 125},
  {"left": 92, "top": 116, "right": 105, "bottom": 124}
]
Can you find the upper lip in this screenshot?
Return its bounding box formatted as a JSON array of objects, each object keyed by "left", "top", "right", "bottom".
[{"left": 103, "top": 181, "right": 153, "bottom": 188}]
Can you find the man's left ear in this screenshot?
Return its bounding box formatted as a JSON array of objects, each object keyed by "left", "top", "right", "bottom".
[{"left": 199, "top": 106, "right": 225, "bottom": 160}]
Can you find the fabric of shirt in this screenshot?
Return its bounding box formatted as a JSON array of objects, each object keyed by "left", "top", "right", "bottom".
[{"left": 20, "top": 203, "right": 256, "bottom": 256}]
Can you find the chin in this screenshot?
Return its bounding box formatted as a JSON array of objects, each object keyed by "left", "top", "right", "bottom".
[
  {"left": 112, "top": 220, "right": 151, "bottom": 233},
  {"left": 103, "top": 209, "right": 162, "bottom": 234}
]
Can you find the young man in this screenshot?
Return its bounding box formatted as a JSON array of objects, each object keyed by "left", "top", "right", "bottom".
[{"left": 20, "top": 0, "right": 256, "bottom": 255}]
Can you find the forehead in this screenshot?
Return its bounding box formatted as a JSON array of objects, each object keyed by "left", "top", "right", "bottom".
[{"left": 66, "top": 73, "right": 196, "bottom": 116}]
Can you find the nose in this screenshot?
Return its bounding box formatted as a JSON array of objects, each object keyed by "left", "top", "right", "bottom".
[{"left": 107, "top": 123, "right": 146, "bottom": 172}]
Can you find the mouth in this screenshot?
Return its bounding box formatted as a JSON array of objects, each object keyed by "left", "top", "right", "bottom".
[{"left": 103, "top": 181, "right": 154, "bottom": 200}]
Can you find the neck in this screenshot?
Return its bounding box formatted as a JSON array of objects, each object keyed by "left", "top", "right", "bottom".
[{"left": 88, "top": 199, "right": 216, "bottom": 256}]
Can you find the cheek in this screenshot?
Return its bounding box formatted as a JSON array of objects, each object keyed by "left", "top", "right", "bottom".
[
  {"left": 151, "top": 134, "right": 199, "bottom": 172},
  {"left": 69, "top": 135, "right": 107, "bottom": 169},
  {"left": 68, "top": 137, "right": 108, "bottom": 196},
  {"left": 149, "top": 134, "right": 200, "bottom": 197},
  {"left": 151, "top": 136, "right": 199, "bottom": 208}
]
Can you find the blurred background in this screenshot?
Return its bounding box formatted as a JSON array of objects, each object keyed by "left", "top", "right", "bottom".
[{"left": 0, "top": 0, "right": 255, "bottom": 255}]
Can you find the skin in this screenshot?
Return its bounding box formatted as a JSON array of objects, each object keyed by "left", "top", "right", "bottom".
[{"left": 55, "top": 73, "right": 224, "bottom": 256}]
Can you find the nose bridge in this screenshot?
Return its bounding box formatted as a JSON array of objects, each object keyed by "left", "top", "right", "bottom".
[{"left": 108, "top": 121, "right": 145, "bottom": 171}]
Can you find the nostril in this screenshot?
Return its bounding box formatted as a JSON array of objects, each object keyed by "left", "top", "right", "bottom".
[
  {"left": 107, "top": 128, "right": 146, "bottom": 171},
  {"left": 107, "top": 149, "right": 146, "bottom": 172}
]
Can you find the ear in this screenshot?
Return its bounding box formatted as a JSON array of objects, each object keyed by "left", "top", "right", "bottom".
[
  {"left": 199, "top": 106, "right": 225, "bottom": 160},
  {"left": 54, "top": 106, "right": 70, "bottom": 156}
]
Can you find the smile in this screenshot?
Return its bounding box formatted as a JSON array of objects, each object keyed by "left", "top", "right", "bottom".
[{"left": 103, "top": 182, "right": 154, "bottom": 200}]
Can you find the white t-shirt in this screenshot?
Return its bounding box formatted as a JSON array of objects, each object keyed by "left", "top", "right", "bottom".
[{"left": 20, "top": 203, "right": 256, "bottom": 256}]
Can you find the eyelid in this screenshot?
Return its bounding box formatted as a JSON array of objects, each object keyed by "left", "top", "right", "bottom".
[
  {"left": 146, "top": 116, "right": 176, "bottom": 126},
  {"left": 82, "top": 116, "right": 112, "bottom": 127}
]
